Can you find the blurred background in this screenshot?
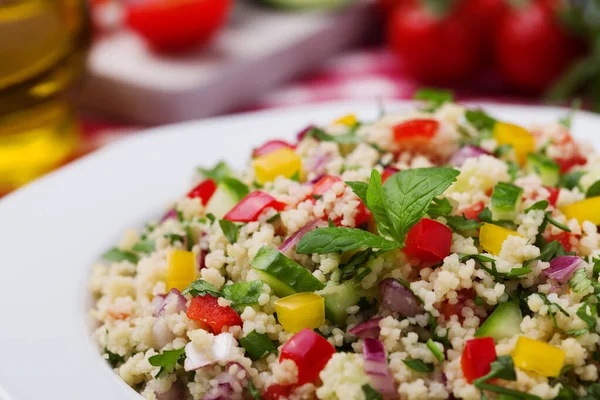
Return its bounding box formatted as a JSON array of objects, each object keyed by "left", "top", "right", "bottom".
[{"left": 0, "top": 0, "right": 597, "bottom": 197}]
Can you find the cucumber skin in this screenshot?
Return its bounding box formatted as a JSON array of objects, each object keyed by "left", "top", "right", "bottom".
[
  {"left": 475, "top": 301, "right": 523, "bottom": 342},
  {"left": 526, "top": 153, "right": 560, "bottom": 187},
  {"left": 318, "top": 281, "right": 361, "bottom": 325},
  {"left": 490, "top": 183, "right": 523, "bottom": 221},
  {"left": 205, "top": 184, "right": 240, "bottom": 219},
  {"left": 250, "top": 246, "right": 325, "bottom": 296}
]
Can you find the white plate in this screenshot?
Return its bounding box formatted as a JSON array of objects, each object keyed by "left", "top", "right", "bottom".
[{"left": 0, "top": 101, "right": 597, "bottom": 400}]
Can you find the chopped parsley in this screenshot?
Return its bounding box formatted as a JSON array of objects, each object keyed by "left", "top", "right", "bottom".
[
  {"left": 413, "top": 88, "right": 453, "bottom": 112},
  {"left": 197, "top": 161, "right": 232, "bottom": 184},
  {"left": 182, "top": 279, "right": 221, "bottom": 298},
  {"left": 148, "top": 347, "right": 186, "bottom": 378},
  {"left": 219, "top": 219, "right": 241, "bottom": 244},
  {"left": 105, "top": 348, "right": 125, "bottom": 367},
  {"left": 534, "top": 293, "right": 570, "bottom": 329},
  {"left": 569, "top": 268, "right": 593, "bottom": 293},
  {"left": 238, "top": 331, "right": 277, "bottom": 360},
  {"left": 101, "top": 248, "right": 140, "bottom": 264},
  {"left": 132, "top": 238, "right": 155, "bottom": 254},
  {"left": 403, "top": 359, "right": 434, "bottom": 373},
  {"left": 473, "top": 356, "right": 541, "bottom": 400}
]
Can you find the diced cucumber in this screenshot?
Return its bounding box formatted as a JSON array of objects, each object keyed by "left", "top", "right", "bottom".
[
  {"left": 526, "top": 153, "right": 560, "bottom": 187},
  {"left": 250, "top": 246, "right": 325, "bottom": 297},
  {"left": 474, "top": 300, "right": 522, "bottom": 341},
  {"left": 490, "top": 182, "right": 523, "bottom": 221},
  {"left": 205, "top": 181, "right": 246, "bottom": 218},
  {"left": 258, "top": 0, "right": 352, "bottom": 10},
  {"left": 317, "top": 281, "right": 361, "bottom": 325}
]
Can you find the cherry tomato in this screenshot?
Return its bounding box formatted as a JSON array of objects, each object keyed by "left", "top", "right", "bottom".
[
  {"left": 187, "top": 294, "right": 242, "bottom": 333},
  {"left": 186, "top": 179, "right": 217, "bottom": 205},
  {"left": 253, "top": 140, "right": 294, "bottom": 158},
  {"left": 457, "top": 0, "right": 507, "bottom": 41},
  {"left": 461, "top": 337, "right": 497, "bottom": 383},
  {"left": 404, "top": 218, "right": 452, "bottom": 264},
  {"left": 126, "top": 0, "right": 232, "bottom": 53},
  {"left": 224, "top": 191, "right": 286, "bottom": 222},
  {"left": 387, "top": 3, "right": 483, "bottom": 83},
  {"left": 494, "top": 1, "right": 583, "bottom": 92},
  {"left": 461, "top": 201, "right": 485, "bottom": 221},
  {"left": 554, "top": 154, "right": 587, "bottom": 174},
  {"left": 546, "top": 186, "right": 560, "bottom": 207},
  {"left": 280, "top": 329, "right": 336, "bottom": 385}
]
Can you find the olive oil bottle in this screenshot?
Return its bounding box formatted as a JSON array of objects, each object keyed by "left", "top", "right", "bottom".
[{"left": 0, "top": 0, "right": 90, "bottom": 194}]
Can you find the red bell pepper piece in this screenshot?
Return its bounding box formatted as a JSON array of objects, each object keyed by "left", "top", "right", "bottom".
[
  {"left": 186, "top": 294, "right": 242, "bottom": 333},
  {"left": 261, "top": 384, "right": 294, "bottom": 400},
  {"left": 393, "top": 119, "right": 440, "bottom": 142},
  {"left": 186, "top": 179, "right": 217, "bottom": 204},
  {"left": 403, "top": 218, "right": 452, "bottom": 263},
  {"left": 546, "top": 187, "right": 560, "bottom": 207},
  {"left": 461, "top": 337, "right": 497, "bottom": 383},
  {"left": 252, "top": 140, "right": 294, "bottom": 158},
  {"left": 280, "top": 328, "right": 336, "bottom": 385},
  {"left": 554, "top": 154, "right": 586, "bottom": 174},
  {"left": 382, "top": 167, "right": 400, "bottom": 183},
  {"left": 224, "top": 191, "right": 286, "bottom": 222},
  {"left": 461, "top": 201, "right": 485, "bottom": 221},
  {"left": 548, "top": 231, "right": 574, "bottom": 252},
  {"left": 311, "top": 175, "right": 343, "bottom": 197},
  {"left": 440, "top": 288, "right": 474, "bottom": 321}
]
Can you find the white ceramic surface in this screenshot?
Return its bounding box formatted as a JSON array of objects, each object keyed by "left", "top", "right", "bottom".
[{"left": 0, "top": 101, "right": 597, "bottom": 400}]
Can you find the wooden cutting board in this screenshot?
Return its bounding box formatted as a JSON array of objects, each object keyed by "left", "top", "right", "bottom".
[{"left": 78, "top": 1, "right": 376, "bottom": 125}]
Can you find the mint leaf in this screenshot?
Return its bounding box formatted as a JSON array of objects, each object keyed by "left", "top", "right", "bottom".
[
  {"left": 296, "top": 227, "right": 399, "bottom": 254},
  {"left": 413, "top": 88, "right": 453, "bottom": 112},
  {"left": 304, "top": 127, "right": 361, "bottom": 144},
  {"left": 219, "top": 219, "right": 241, "bottom": 244},
  {"left": 132, "top": 238, "right": 155, "bottom": 254},
  {"left": 223, "top": 177, "right": 250, "bottom": 200},
  {"left": 105, "top": 348, "right": 125, "bottom": 367},
  {"left": 148, "top": 347, "right": 186, "bottom": 378},
  {"left": 239, "top": 331, "right": 277, "bottom": 360},
  {"left": 198, "top": 161, "right": 232, "bottom": 184},
  {"left": 222, "top": 281, "right": 263, "bottom": 308},
  {"left": 346, "top": 181, "right": 368, "bottom": 204},
  {"left": 382, "top": 167, "right": 459, "bottom": 242},
  {"left": 102, "top": 248, "right": 140, "bottom": 264},
  {"left": 248, "top": 379, "right": 262, "bottom": 400},
  {"left": 445, "top": 215, "right": 481, "bottom": 231},
  {"left": 524, "top": 200, "right": 549, "bottom": 213},
  {"left": 403, "top": 359, "right": 434, "bottom": 373},
  {"left": 182, "top": 279, "right": 221, "bottom": 298},
  {"left": 361, "top": 384, "right": 383, "bottom": 400},
  {"left": 428, "top": 197, "right": 453, "bottom": 218},
  {"left": 466, "top": 109, "right": 497, "bottom": 132},
  {"left": 366, "top": 169, "right": 393, "bottom": 237},
  {"left": 586, "top": 180, "right": 600, "bottom": 198},
  {"left": 575, "top": 299, "right": 597, "bottom": 330}
]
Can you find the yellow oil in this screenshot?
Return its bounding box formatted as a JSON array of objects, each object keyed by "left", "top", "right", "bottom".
[{"left": 0, "top": 0, "right": 90, "bottom": 193}]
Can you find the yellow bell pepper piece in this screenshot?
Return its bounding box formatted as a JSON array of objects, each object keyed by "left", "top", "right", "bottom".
[
  {"left": 560, "top": 196, "right": 600, "bottom": 225},
  {"left": 493, "top": 122, "right": 535, "bottom": 165},
  {"left": 253, "top": 147, "right": 302, "bottom": 185},
  {"left": 167, "top": 249, "right": 197, "bottom": 292},
  {"left": 511, "top": 336, "right": 565, "bottom": 377},
  {"left": 275, "top": 292, "right": 325, "bottom": 333},
  {"left": 479, "top": 223, "right": 524, "bottom": 256},
  {"left": 333, "top": 114, "right": 358, "bottom": 127}
]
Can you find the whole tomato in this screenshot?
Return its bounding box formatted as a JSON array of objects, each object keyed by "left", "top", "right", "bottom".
[
  {"left": 126, "top": 0, "right": 232, "bottom": 53},
  {"left": 494, "top": 0, "right": 583, "bottom": 92},
  {"left": 387, "top": 2, "right": 483, "bottom": 83}
]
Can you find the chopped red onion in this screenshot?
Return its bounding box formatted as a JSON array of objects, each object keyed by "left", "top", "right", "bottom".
[
  {"left": 184, "top": 333, "right": 239, "bottom": 372},
  {"left": 349, "top": 318, "right": 383, "bottom": 339},
  {"left": 379, "top": 278, "right": 424, "bottom": 318},
  {"left": 308, "top": 174, "right": 325, "bottom": 185},
  {"left": 160, "top": 208, "right": 178, "bottom": 223},
  {"left": 306, "top": 152, "right": 331, "bottom": 175},
  {"left": 363, "top": 338, "right": 397, "bottom": 398},
  {"left": 151, "top": 294, "right": 166, "bottom": 314},
  {"left": 543, "top": 256, "right": 582, "bottom": 283},
  {"left": 297, "top": 124, "right": 315, "bottom": 141},
  {"left": 203, "top": 362, "right": 249, "bottom": 400},
  {"left": 279, "top": 219, "right": 321, "bottom": 253},
  {"left": 154, "top": 289, "right": 187, "bottom": 318},
  {"left": 450, "top": 145, "right": 490, "bottom": 167},
  {"left": 152, "top": 318, "right": 175, "bottom": 350},
  {"left": 154, "top": 381, "right": 185, "bottom": 400},
  {"left": 197, "top": 232, "right": 207, "bottom": 271},
  {"left": 184, "top": 341, "right": 212, "bottom": 371}
]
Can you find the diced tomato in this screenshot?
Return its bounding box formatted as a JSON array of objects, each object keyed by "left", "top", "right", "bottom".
[
  {"left": 311, "top": 175, "right": 343, "bottom": 197},
  {"left": 186, "top": 179, "right": 217, "bottom": 204},
  {"left": 280, "top": 329, "right": 336, "bottom": 385},
  {"left": 224, "top": 191, "right": 286, "bottom": 222},
  {"left": 461, "top": 201, "right": 485, "bottom": 220},
  {"left": 393, "top": 119, "right": 440, "bottom": 142},
  {"left": 403, "top": 218, "right": 452, "bottom": 263},
  {"left": 382, "top": 167, "right": 400, "bottom": 183},
  {"left": 546, "top": 187, "right": 560, "bottom": 207},
  {"left": 440, "top": 289, "right": 474, "bottom": 321},
  {"left": 461, "top": 337, "right": 497, "bottom": 383},
  {"left": 548, "top": 231, "right": 573, "bottom": 252},
  {"left": 554, "top": 155, "right": 587, "bottom": 174},
  {"left": 186, "top": 294, "right": 242, "bottom": 333},
  {"left": 261, "top": 384, "right": 294, "bottom": 400},
  {"left": 252, "top": 140, "right": 294, "bottom": 158}
]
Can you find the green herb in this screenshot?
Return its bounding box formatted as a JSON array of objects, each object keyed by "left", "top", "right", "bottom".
[
  {"left": 575, "top": 299, "right": 597, "bottom": 330},
  {"left": 222, "top": 177, "right": 250, "bottom": 200},
  {"left": 475, "top": 295, "right": 484, "bottom": 306},
  {"left": 222, "top": 281, "right": 263, "bottom": 308},
  {"left": 546, "top": 214, "right": 572, "bottom": 232},
  {"left": 558, "top": 99, "right": 581, "bottom": 129},
  {"left": 504, "top": 267, "right": 533, "bottom": 278},
  {"left": 524, "top": 200, "right": 549, "bottom": 213},
  {"left": 247, "top": 380, "right": 262, "bottom": 400},
  {"left": 105, "top": 348, "right": 125, "bottom": 367},
  {"left": 164, "top": 233, "right": 186, "bottom": 245},
  {"left": 290, "top": 171, "right": 301, "bottom": 182},
  {"left": 494, "top": 144, "right": 514, "bottom": 158},
  {"left": 366, "top": 169, "right": 394, "bottom": 237},
  {"left": 559, "top": 170, "right": 585, "bottom": 190},
  {"left": 148, "top": 347, "right": 186, "bottom": 378},
  {"left": 340, "top": 249, "right": 374, "bottom": 281},
  {"left": 182, "top": 279, "right": 222, "bottom": 298},
  {"left": 312, "top": 194, "right": 323, "bottom": 200},
  {"left": 184, "top": 223, "right": 194, "bottom": 251},
  {"left": 357, "top": 297, "right": 377, "bottom": 312},
  {"left": 428, "top": 197, "right": 453, "bottom": 218},
  {"left": 403, "top": 359, "right": 434, "bottom": 373},
  {"left": 346, "top": 180, "right": 368, "bottom": 205},
  {"left": 445, "top": 215, "right": 481, "bottom": 231},
  {"left": 473, "top": 356, "right": 541, "bottom": 400},
  {"left": 238, "top": 330, "right": 277, "bottom": 360},
  {"left": 426, "top": 339, "right": 445, "bottom": 361},
  {"left": 266, "top": 213, "right": 281, "bottom": 223},
  {"left": 413, "top": 88, "right": 453, "bottom": 112},
  {"left": 177, "top": 209, "right": 185, "bottom": 223},
  {"left": 465, "top": 109, "right": 497, "bottom": 132},
  {"left": 506, "top": 160, "right": 520, "bottom": 182},
  {"left": 355, "top": 267, "right": 372, "bottom": 282},
  {"left": 101, "top": 248, "right": 140, "bottom": 264},
  {"left": 206, "top": 213, "right": 216, "bottom": 224},
  {"left": 593, "top": 258, "right": 600, "bottom": 279},
  {"left": 524, "top": 240, "right": 569, "bottom": 268},
  {"left": 361, "top": 384, "right": 384, "bottom": 400},
  {"left": 569, "top": 268, "right": 593, "bottom": 293},
  {"left": 197, "top": 161, "right": 232, "bottom": 184},
  {"left": 586, "top": 180, "right": 600, "bottom": 198},
  {"left": 304, "top": 127, "right": 361, "bottom": 144},
  {"left": 219, "top": 219, "right": 241, "bottom": 244},
  {"left": 535, "top": 293, "right": 570, "bottom": 329},
  {"left": 296, "top": 227, "right": 398, "bottom": 254}
]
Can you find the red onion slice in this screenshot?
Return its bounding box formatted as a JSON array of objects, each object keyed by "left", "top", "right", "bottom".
[
  {"left": 184, "top": 341, "right": 212, "bottom": 371},
  {"left": 152, "top": 318, "right": 175, "bottom": 350},
  {"left": 306, "top": 152, "right": 331, "bottom": 176},
  {"left": 297, "top": 124, "right": 316, "bottom": 141},
  {"left": 151, "top": 294, "right": 166, "bottom": 314},
  {"left": 160, "top": 208, "right": 178, "bottom": 223},
  {"left": 349, "top": 318, "right": 383, "bottom": 339},
  {"left": 279, "top": 219, "right": 321, "bottom": 253},
  {"left": 203, "top": 362, "right": 249, "bottom": 400},
  {"left": 363, "top": 338, "right": 397, "bottom": 398},
  {"left": 543, "top": 256, "right": 582, "bottom": 283},
  {"left": 450, "top": 145, "right": 490, "bottom": 167},
  {"left": 379, "top": 278, "right": 424, "bottom": 318},
  {"left": 154, "top": 289, "right": 187, "bottom": 318}
]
